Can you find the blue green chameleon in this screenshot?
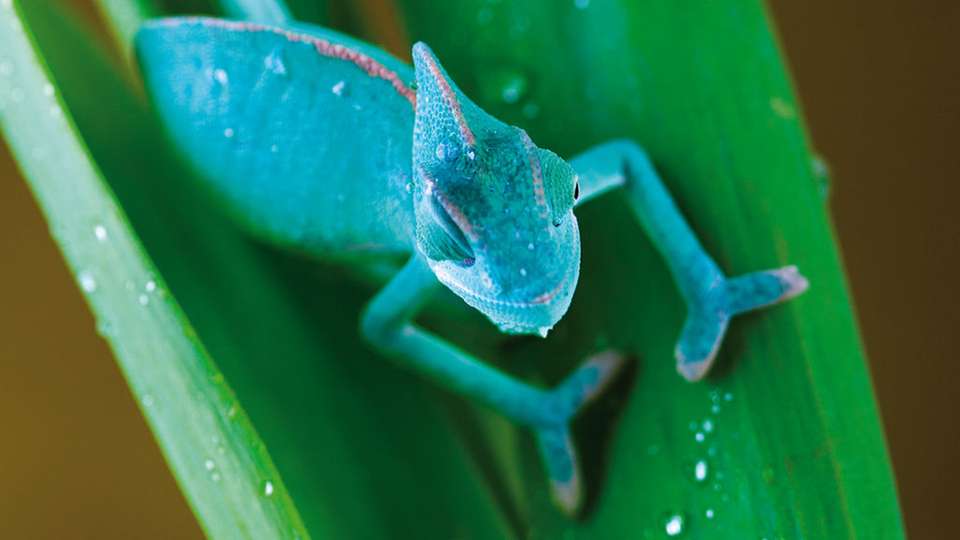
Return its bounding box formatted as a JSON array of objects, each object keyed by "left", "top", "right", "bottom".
[{"left": 135, "top": 4, "right": 808, "bottom": 515}]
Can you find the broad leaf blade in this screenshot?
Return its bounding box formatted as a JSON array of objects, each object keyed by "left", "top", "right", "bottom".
[{"left": 396, "top": 0, "right": 903, "bottom": 537}]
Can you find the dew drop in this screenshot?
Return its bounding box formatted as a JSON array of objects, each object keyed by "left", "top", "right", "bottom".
[
  {"left": 138, "top": 294, "right": 149, "bottom": 306},
  {"left": 145, "top": 280, "right": 157, "bottom": 293},
  {"left": 527, "top": 242, "right": 534, "bottom": 250},
  {"left": 264, "top": 481, "right": 274, "bottom": 496},
  {"left": 205, "top": 459, "right": 216, "bottom": 471},
  {"left": 694, "top": 460, "right": 708, "bottom": 482},
  {"left": 78, "top": 271, "right": 97, "bottom": 293},
  {"left": 498, "top": 73, "right": 527, "bottom": 104},
  {"left": 263, "top": 51, "right": 287, "bottom": 75},
  {"left": 142, "top": 394, "right": 155, "bottom": 408},
  {"left": 702, "top": 419, "right": 714, "bottom": 433},
  {"left": 331, "top": 80, "right": 345, "bottom": 96},
  {"left": 213, "top": 68, "right": 228, "bottom": 85},
  {"left": 94, "top": 224, "right": 108, "bottom": 242},
  {"left": 664, "top": 514, "right": 684, "bottom": 536},
  {"left": 711, "top": 404, "right": 721, "bottom": 414},
  {"left": 95, "top": 319, "right": 115, "bottom": 338},
  {"left": 224, "top": 127, "right": 234, "bottom": 138},
  {"left": 695, "top": 431, "right": 705, "bottom": 443},
  {"left": 812, "top": 154, "right": 831, "bottom": 200},
  {"left": 723, "top": 392, "right": 733, "bottom": 402},
  {"left": 42, "top": 83, "right": 54, "bottom": 97},
  {"left": 522, "top": 102, "right": 540, "bottom": 119},
  {"left": 519, "top": 268, "right": 527, "bottom": 277},
  {"left": 705, "top": 508, "right": 715, "bottom": 520}
]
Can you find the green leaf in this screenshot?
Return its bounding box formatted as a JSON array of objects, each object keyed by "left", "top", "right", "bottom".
[
  {"left": 5, "top": 0, "right": 903, "bottom": 538},
  {"left": 0, "top": 2, "right": 307, "bottom": 538},
  {"left": 395, "top": 0, "right": 903, "bottom": 537},
  {"left": 8, "top": 1, "right": 512, "bottom": 538}
]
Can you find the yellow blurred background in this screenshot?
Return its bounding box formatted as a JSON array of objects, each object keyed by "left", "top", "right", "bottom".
[{"left": 1, "top": 1, "right": 956, "bottom": 538}]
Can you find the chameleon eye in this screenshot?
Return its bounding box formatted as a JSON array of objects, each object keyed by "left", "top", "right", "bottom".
[{"left": 573, "top": 181, "right": 580, "bottom": 201}]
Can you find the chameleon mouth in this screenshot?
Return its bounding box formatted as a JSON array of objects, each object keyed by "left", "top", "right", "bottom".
[{"left": 426, "top": 216, "right": 581, "bottom": 336}]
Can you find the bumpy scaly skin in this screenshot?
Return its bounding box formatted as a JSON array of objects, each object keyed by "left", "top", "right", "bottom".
[
  {"left": 410, "top": 43, "right": 581, "bottom": 336},
  {"left": 137, "top": 17, "right": 808, "bottom": 515}
]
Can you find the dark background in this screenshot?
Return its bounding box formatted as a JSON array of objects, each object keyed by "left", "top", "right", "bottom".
[{"left": 1, "top": 1, "right": 956, "bottom": 537}]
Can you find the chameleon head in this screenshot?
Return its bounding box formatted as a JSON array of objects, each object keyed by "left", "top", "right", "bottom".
[{"left": 410, "top": 43, "right": 582, "bottom": 337}]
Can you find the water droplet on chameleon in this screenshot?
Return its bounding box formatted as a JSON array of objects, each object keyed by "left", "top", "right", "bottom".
[
  {"left": 664, "top": 514, "right": 684, "bottom": 536},
  {"left": 331, "top": 80, "right": 346, "bottom": 96},
  {"left": 435, "top": 143, "right": 446, "bottom": 160},
  {"left": 263, "top": 50, "right": 287, "bottom": 75},
  {"left": 78, "top": 271, "right": 97, "bottom": 293},
  {"left": 519, "top": 268, "right": 527, "bottom": 277},
  {"left": 223, "top": 127, "right": 234, "bottom": 138},
  {"left": 213, "top": 68, "right": 228, "bottom": 85}
]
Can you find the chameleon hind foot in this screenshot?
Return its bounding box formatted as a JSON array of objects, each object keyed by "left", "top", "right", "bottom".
[
  {"left": 676, "top": 265, "right": 808, "bottom": 381},
  {"left": 536, "top": 350, "right": 626, "bottom": 514}
]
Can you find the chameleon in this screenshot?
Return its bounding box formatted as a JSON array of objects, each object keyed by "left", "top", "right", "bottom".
[{"left": 135, "top": 13, "right": 808, "bottom": 515}]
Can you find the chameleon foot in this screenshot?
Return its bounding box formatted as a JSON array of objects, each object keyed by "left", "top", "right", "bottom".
[
  {"left": 676, "top": 265, "right": 808, "bottom": 381},
  {"left": 537, "top": 350, "right": 626, "bottom": 514}
]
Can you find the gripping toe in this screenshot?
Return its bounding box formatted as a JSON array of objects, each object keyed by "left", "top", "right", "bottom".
[{"left": 675, "top": 265, "right": 809, "bottom": 381}]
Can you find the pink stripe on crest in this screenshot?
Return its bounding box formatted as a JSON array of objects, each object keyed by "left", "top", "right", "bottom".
[
  {"left": 161, "top": 17, "right": 417, "bottom": 106},
  {"left": 415, "top": 47, "right": 476, "bottom": 147}
]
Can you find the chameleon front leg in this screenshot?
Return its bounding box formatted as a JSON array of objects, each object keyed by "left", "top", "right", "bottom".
[
  {"left": 361, "top": 254, "right": 624, "bottom": 514},
  {"left": 571, "top": 140, "right": 808, "bottom": 381}
]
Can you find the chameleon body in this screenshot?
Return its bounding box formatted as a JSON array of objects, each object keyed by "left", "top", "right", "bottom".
[{"left": 136, "top": 16, "right": 809, "bottom": 514}]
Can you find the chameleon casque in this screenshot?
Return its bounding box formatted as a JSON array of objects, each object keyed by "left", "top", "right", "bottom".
[{"left": 136, "top": 15, "right": 808, "bottom": 514}]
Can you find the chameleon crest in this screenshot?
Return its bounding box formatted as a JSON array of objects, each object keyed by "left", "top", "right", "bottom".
[{"left": 410, "top": 43, "right": 581, "bottom": 336}]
